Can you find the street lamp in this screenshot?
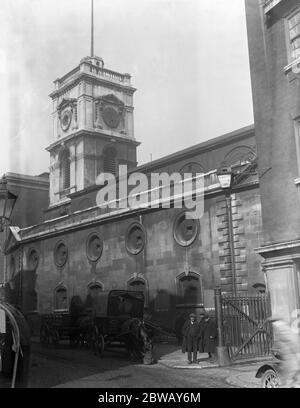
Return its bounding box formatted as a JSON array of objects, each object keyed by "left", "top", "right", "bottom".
[
  {"left": 0, "top": 175, "right": 18, "bottom": 232},
  {"left": 216, "top": 166, "right": 233, "bottom": 190},
  {"left": 216, "top": 165, "right": 237, "bottom": 297}
]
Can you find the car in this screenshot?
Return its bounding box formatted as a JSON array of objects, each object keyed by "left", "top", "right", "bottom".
[{"left": 255, "top": 349, "right": 282, "bottom": 388}]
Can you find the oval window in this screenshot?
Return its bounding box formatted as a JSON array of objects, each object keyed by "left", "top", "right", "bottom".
[
  {"left": 54, "top": 241, "right": 68, "bottom": 267},
  {"left": 173, "top": 212, "right": 199, "bottom": 247},
  {"left": 86, "top": 233, "right": 103, "bottom": 262},
  {"left": 125, "top": 223, "right": 146, "bottom": 255}
]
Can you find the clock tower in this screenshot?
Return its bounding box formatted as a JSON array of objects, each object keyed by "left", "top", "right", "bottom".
[{"left": 46, "top": 55, "right": 139, "bottom": 207}]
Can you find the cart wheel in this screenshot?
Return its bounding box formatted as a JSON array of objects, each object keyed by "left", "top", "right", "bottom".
[
  {"left": 261, "top": 369, "right": 280, "bottom": 388},
  {"left": 92, "top": 326, "right": 105, "bottom": 356},
  {"left": 50, "top": 330, "right": 59, "bottom": 347},
  {"left": 40, "top": 324, "right": 50, "bottom": 347}
]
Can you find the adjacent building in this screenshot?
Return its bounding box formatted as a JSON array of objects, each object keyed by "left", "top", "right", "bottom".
[
  {"left": 245, "top": 0, "right": 300, "bottom": 321},
  {"left": 0, "top": 172, "right": 49, "bottom": 285}
]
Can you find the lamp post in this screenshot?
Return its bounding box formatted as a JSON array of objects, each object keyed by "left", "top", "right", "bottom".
[
  {"left": 0, "top": 176, "right": 18, "bottom": 230},
  {"left": 0, "top": 175, "right": 18, "bottom": 284},
  {"left": 216, "top": 165, "right": 237, "bottom": 297}
]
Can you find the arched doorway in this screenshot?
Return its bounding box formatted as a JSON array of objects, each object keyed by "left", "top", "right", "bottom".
[
  {"left": 54, "top": 285, "right": 68, "bottom": 311},
  {"left": 84, "top": 281, "right": 104, "bottom": 310},
  {"left": 176, "top": 272, "right": 203, "bottom": 311},
  {"left": 127, "top": 277, "right": 148, "bottom": 307}
]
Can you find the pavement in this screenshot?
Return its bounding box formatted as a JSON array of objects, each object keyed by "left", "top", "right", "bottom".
[
  {"left": 50, "top": 342, "right": 269, "bottom": 388},
  {"left": 155, "top": 343, "right": 270, "bottom": 388},
  {"left": 1, "top": 339, "right": 271, "bottom": 388}
]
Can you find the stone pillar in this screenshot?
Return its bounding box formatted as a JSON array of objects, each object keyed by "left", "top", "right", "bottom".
[
  {"left": 257, "top": 242, "right": 300, "bottom": 322},
  {"left": 216, "top": 193, "right": 247, "bottom": 294}
]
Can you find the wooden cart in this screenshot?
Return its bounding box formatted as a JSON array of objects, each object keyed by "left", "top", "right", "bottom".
[
  {"left": 39, "top": 312, "right": 90, "bottom": 347},
  {"left": 90, "top": 290, "right": 145, "bottom": 357}
]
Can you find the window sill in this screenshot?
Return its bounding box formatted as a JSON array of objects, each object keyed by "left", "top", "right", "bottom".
[
  {"left": 176, "top": 303, "right": 204, "bottom": 309},
  {"left": 53, "top": 309, "right": 68, "bottom": 313},
  {"left": 59, "top": 185, "right": 77, "bottom": 198}
]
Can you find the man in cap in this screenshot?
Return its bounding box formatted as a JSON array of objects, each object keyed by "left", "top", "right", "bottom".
[
  {"left": 181, "top": 312, "right": 201, "bottom": 364},
  {"left": 201, "top": 312, "right": 217, "bottom": 361}
]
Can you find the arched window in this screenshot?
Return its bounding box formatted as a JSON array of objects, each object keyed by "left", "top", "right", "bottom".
[
  {"left": 103, "top": 147, "right": 117, "bottom": 175},
  {"left": 127, "top": 278, "right": 148, "bottom": 306},
  {"left": 223, "top": 146, "right": 257, "bottom": 167},
  {"left": 54, "top": 285, "right": 68, "bottom": 310},
  {"left": 59, "top": 149, "right": 71, "bottom": 190},
  {"left": 128, "top": 278, "right": 145, "bottom": 293},
  {"left": 88, "top": 282, "right": 103, "bottom": 298},
  {"left": 176, "top": 272, "right": 203, "bottom": 307},
  {"left": 84, "top": 281, "right": 103, "bottom": 310}
]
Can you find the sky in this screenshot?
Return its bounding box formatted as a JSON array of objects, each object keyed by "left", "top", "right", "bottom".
[{"left": 0, "top": 0, "right": 254, "bottom": 176}]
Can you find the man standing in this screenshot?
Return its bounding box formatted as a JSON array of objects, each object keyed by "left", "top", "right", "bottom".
[
  {"left": 182, "top": 313, "right": 201, "bottom": 364},
  {"left": 201, "top": 313, "right": 217, "bottom": 361}
]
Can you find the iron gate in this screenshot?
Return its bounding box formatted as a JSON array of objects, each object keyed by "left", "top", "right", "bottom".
[{"left": 221, "top": 293, "right": 273, "bottom": 361}]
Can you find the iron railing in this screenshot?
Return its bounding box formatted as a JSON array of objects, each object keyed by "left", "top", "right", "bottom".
[{"left": 221, "top": 293, "right": 273, "bottom": 360}]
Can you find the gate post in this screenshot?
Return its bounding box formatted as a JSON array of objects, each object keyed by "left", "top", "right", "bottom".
[{"left": 214, "top": 288, "right": 230, "bottom": 366}]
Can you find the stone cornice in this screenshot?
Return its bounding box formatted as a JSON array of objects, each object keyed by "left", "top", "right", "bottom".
[
  {"left": 261, "top": 257, "right": 298, "bottom": 269},
  {"left": 5, "top": 172, "right": 49, "bottom": 191},
  {"left": 46, "top": 129, "right": 140, "bottom": 152},
  {"left": 10, "top": 176, "right": 259, "bottom": 248},
  {"left": 255, "top": 239, "right": 300, "bottom": 259},
  {"left": 50, "top": 72, "right": 136, "bottom": 100},
  {"left": 61, "top": 166, "right": 259, "bottom": 200}
]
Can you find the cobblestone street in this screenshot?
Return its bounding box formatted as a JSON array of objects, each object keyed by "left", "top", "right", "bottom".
[
  {"left": 1, "top": 339, "right": 265, "bottom": 388},
  {"left": 28, "top": 341, "right": 232, "bottom": 388}
]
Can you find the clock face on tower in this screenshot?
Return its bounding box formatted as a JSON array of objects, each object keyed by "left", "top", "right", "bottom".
[
  {"left": 102, "top": 106, "right": 121, "bottom": 129},
  {"left": 60, "top": 109, "right": 72, "bottom": 132}
]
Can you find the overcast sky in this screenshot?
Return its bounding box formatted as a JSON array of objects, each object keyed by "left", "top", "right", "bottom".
[{"left": 0, "top": 0, "right": 253, "bottom": 177}]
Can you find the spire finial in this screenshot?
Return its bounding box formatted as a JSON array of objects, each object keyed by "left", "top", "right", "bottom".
[{"left": 91, "top": 0, "right": 94, "bottom": 57}]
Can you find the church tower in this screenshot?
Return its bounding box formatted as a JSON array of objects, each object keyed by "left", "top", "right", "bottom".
[{"left": 46, "top": 2, "right": 139, "bottom": 207}]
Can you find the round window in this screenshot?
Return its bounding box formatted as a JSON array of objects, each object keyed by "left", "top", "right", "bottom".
[
  {"left": 173, "top": 212, "right": 199, "bottom": 247},
  {"left": 28, "top": 248, "right": 39, "bottom": 270},
  {"left": 86, "top": 233, "right": 103, "bottom": 262},
  {"left": 54, "top": 241, "right": 68, "bottom": 267},
  {"left": 125, "top": 223, "right": 146, "bottom": 255}
]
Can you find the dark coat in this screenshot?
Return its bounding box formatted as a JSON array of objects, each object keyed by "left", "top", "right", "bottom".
[
  {"left": 174, "top": 314, "right": 185, "bottom": 341},
  {"left": 181, "top": 320, "right": 201, "bottom": 353},
  {"left": 200, "top": 318, "right": 217, "bottom": 353}
]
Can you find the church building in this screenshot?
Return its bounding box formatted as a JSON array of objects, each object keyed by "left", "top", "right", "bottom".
[{"left": 3, "top": 8, "right": 266, "bottom": 332}]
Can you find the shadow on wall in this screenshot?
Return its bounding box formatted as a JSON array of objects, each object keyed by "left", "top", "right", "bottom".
[
  {"left": 4, "top": 271, "right": 211, "bottom": 338},
  {"left": 146, "top": 291, "right": 206, "bottom": 336}
]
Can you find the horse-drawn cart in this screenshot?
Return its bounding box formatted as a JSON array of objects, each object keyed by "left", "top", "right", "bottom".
[
  {"left": 39, "top": 290, "right": 153, "bottom": 363},
  {"left": 39, "top": 312, "right": 85, "bottom": 347},
  {"left": 90, "top": 290, "right": 148, "bottom": 360}
]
